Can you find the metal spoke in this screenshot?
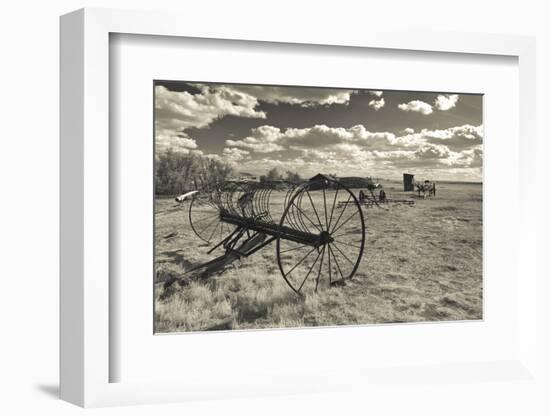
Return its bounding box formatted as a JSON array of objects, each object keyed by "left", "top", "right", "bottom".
[
  {"left": 306, "top": 190, "right": 324, "bottom": 231},
  {"left": 328, "top": 244, "right": 346, "bottom": 280},
  {"left": 314, "top": 246, "right": 326, "bottom": 292},
  {"left": 327, "top": 187, "right": 339, "bottom": 230},
  {"left": 331, "top": 209, "right": 359, "bottom": 236},
  {"left": 191, "top": 213, "right": 219, "bottom": 224},
  {"left": 330, "top": 194, "right": 352, "bottom": 234},
  {"left": 197, "top": 217, "right": 220, "bottom": 236},
  {"left": 327, "top": 244, "right": 332, "bottom": 285},
  {"left": 284, "top": 246, "right": 318, "bottom": 277},
  {"left": 279, "top": 243, "right": 308, "bottom": 254},
  {"left": 297, "top": 247, "right": 323, "bottom": 292},
  {"left": 291, "top": 202, "right": 323, "bottom": 232},
  {"left": 332, "top": 239, "right": 363, "bottom": 250},
  {"left": 331, "top": 241, "right": 356, "bottom": 266},
  {"left": 322, "top": 185, "right": 329, "bottom": 230},
  {"left": 331, "top": 231, "right": 356, "bottom": 239},
  {"left": 207, "top": 221, "right": 221, "bottom": 242}
]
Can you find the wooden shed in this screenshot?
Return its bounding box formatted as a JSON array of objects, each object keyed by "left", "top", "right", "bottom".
[{"left": 403, "top": 173, "right": 415, "bottom": 192}]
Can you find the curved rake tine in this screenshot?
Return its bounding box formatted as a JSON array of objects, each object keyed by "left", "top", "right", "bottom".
[
  {"left": 266, "top": 188, "right": 274, "bottom": 222},
  {"left": 292, "top": 196, "right": 305, "bottom": 231},
  {"left": 286, "top": 184, "right": 305, "bottom": 232},
  {"left": 291, "top": 202, "right": 323, "bottom": 233},
  {"left": 297, "top": 191, "right": 313, "bottom": 233},
  {"left": 287, "top": 197, "right": 303, "bottom": 233},
  {"left": 265, "top": 188, "right": 274, "bottom": 222}
]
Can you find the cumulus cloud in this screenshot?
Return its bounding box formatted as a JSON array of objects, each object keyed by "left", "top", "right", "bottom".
[
  {"left": 227, "top": 123, "right": 482, "bottom": 154},
  {"left": 397, "top": 95, "right": 459, "bottom": 114},
  {"left": 398, "top": 100, "right": 433, "bottom": 115},
  {"left": 222, "top": 147, "right": 251, "bottom": 162},
  {"left": 368, "top": 98, "right": 385, "bottom": 111},
  {"left": 155, "top": 84, "right": 266, "bottom": 153},
  {"left": 226, "top": 124, "right": 398, "bottom": 153},
  {"left": 202, "top": 85, "right": 357, "bottom": 107},
  {"left": 155, "top": 85, "right": 265, "bottom": 130},
  {"left": 227, "top": 123, "right": 483, "bottom": 180},
  {"left": 434, "top": 94, "right": 459, "bottom": 111},
  {"left": 422, "top": 124, "right": 483, "bottom": 150},
  {"left": 403, "top": 128, "right": 415, "bottom": 134},
  {"left": 369, "top": 91, "right": 383, "bottom": 97},
  {"left": 225, "top": 140, "right": 285, "bottom": 153},
  {"left": 460, "top": 146, "right": 483, "bottom": 168},
  {"left": 226, "top": 126, "right": 285, "bottom": 153},
  {"left": 155, "top": 132, "right": 198, "bottom": 154},
  {"left": 282, "top": 125, "right": 389, "bottom": 148},
  {"left": 414, "top": 143, "right": 451, "bottom": 160}
]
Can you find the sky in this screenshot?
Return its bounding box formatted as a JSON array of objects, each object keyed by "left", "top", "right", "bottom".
[{"left": 154, "top": 81, "right": 483, "bottom": 182}]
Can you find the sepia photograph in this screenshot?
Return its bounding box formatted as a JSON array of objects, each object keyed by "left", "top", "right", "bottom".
[{"left": 153, "top": 81, "right": 483, "bottom": 333}]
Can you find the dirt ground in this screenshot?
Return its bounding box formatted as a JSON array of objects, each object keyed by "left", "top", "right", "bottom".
[{"left": 154, "top": 181, "right": 482, "bottom": 333}]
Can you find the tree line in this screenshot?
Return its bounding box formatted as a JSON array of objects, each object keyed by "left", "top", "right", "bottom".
[
  {"left": 259, "top": 167, "right": 302, "bottom": 184},
  {"left": 155, "top": 151, "right": 304, "bottom": 196},
  {"left": 155, "top": 150, "right": 234, "bottom": 195}
]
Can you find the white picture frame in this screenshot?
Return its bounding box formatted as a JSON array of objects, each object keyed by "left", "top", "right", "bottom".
[{"left": 60, "top": 8, "right": 538, "bottom": 408}]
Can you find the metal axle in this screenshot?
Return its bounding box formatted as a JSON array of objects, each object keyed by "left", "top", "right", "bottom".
[{"left": 219, "top": 210, "right": 332, "bottom": 248}]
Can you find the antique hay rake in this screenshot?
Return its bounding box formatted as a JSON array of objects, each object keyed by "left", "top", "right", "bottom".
[{"left": 187, "top": 175, "right": 366, "bottom": 295}]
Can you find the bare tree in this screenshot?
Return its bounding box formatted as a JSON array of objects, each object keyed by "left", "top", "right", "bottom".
[
  {"left": 155, "top": 151, "right": 234, "bottom": 195},
  {"left": 265, "top": 167, "right": 282, "bottom": 182},
  {"left": 285, "top": 170, "right": 302, "bottom": 183}
]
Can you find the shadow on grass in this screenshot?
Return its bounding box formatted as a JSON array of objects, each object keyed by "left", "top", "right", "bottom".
[{"left": 157, "top": 249, "right": 197, "bottom": 270}]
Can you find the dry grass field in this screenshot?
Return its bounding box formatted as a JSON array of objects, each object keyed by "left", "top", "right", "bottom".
[{"left": 154, "top": 181, "right": 482, "bottom": 333}]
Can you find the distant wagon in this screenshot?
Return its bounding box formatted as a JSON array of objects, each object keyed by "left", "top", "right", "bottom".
[
  {"left": 347, "top": 182, "right": 414, "bottom": 209},
  {"left": 415, "top": 180, "right": 436, "bottom": 199}
]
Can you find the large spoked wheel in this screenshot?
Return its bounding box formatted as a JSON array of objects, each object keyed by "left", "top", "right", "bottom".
[
  {"left": 276, "top": 178, "right": 366, "bottom": 295},
  {"left": 189, "top": 194, "right": 236, "bottom": 244}
]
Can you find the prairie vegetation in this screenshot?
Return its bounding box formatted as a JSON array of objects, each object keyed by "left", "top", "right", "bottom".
[{"left": 154, "top": 181, "right": 482, "bottom": 333}]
